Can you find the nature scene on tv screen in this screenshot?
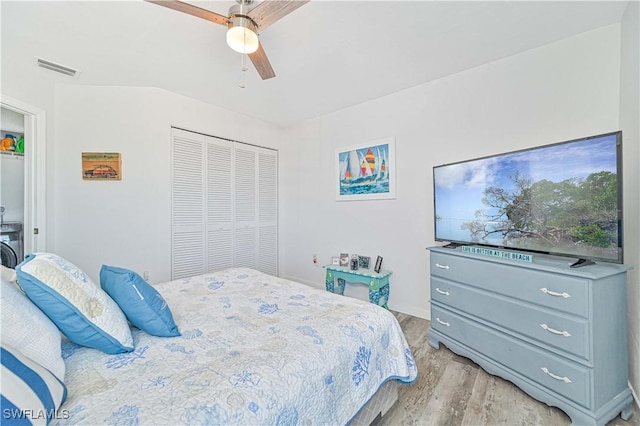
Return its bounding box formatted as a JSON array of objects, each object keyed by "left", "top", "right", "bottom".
[{"left": 434, "top": 134, "right": 620, "bottom": 261}]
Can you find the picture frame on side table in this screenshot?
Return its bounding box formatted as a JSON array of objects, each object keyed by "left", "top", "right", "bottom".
[
  {"left": 331, "top": 256, "right": 340, "bottom": 266},
  {"left": 339, "top": 253, "right": 349, "bottom": 267},
  {"left": 350, "top": 255, "right": 359, "bottom": 271},
  {"left": 374, "top": 256, "right": 383, "bottom": 273},
  {"left": 358, "top": 256, "right": 371, "bottom": 269}
]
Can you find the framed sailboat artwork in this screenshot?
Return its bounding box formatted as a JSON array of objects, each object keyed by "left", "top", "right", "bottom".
[{"left": 335, "top": 137, "right": 396, "bottom": 201}]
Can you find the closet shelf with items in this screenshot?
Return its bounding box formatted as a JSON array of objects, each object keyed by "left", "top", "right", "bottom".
[{"left": 0, "top": 131, "right": 24, "bottom": 156}]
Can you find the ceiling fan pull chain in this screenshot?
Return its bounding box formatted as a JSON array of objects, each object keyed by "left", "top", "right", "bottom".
[
  {"left": 239, "top": 54, "right": 247, "bottom": 88},
  {"left": 241, "top": 49, "right": 248, "bottom": 72}
]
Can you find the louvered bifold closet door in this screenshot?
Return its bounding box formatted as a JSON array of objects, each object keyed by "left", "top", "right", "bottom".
[
  {"left": 171, "top": 129, "right": 206, "bottom": 279},
  {"left": 206, "top": 137, "right": 233, "bottom": 272},
  {"left": 233, "top": 145, "right": 257, "bottom": 269},
  {"left": 257, "top": 149, "right": 278, "bottom": 276},
  {"left": 172, "top": 128, "right": 278, "bottom": 279}
]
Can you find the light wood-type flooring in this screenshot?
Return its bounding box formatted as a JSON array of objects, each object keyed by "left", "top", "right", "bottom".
[{"left": 379, "top": 312, "right": 639, "bottom": 426}]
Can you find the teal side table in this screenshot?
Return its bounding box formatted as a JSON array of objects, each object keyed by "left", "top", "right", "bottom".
[{"left": 323, "top": 265, "right": 391, "bottom": 309}]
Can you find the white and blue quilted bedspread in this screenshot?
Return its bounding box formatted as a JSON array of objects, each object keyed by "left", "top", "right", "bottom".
[{"left": 55, "top": 268, "right": 418, "bottom": 425}]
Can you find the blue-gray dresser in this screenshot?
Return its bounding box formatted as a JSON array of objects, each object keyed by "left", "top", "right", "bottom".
[{"left": 427, "top": 246, "right": 633, "bottom": 426}]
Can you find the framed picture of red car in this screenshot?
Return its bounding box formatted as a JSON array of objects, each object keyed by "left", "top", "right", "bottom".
[{"left": 82, "top": 152, "right": 122, "bottom": 180}]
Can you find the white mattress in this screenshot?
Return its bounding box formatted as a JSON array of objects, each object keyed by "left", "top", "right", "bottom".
[{"left": 56, "top": 268, "right": 418, "bottom": 425}]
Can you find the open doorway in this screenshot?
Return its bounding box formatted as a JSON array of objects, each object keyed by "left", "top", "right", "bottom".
[
  {"left": 1, "top": 107, "right": 25, "bottom": 267},
  {"left": 0, "top": 95, "right": 47, "bottom": 262}
]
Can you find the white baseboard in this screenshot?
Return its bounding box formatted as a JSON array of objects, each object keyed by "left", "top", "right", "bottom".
[
  {"left": 281, "top": 274, "right": 323, "bottom": 290},
  {"left": 388, "top": 302, "right": 429, "bottom": 320},
  {"left": 630, "top": 382, "right": 640, "bottom": 410}
]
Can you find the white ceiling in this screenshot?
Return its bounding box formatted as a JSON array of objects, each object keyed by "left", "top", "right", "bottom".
[{"left": 0, "top": 1, "right": 630, "bottom": 127}]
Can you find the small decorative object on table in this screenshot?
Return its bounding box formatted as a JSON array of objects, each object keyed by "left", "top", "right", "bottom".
[
  {"left": 374, "top": 256, "right": 383, "bottom": 273},
  {"left": 350, "top": 254, "right": 359, "bottom": 271},
  {"left": 339, "top": 253, "right": 349, "bottom": 266},
  {"left": 331, "top": 256, "right": 340, "bottom": 266},
  {"left": 358, "top": 256, "right": 371, "bottom": 269}
]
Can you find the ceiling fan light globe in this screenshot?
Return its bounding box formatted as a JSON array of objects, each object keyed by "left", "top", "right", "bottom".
[{"left": 227, "top": 24, "right": 259, "bottom": 54}]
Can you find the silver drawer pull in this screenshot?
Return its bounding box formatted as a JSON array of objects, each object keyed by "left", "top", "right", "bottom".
[
  {"left": 540, "top": 323, "right": 571, "bottom": 337},
  {"left": 435, "top": 318, "right": 450, "bottom": 327},
  {"left": 541, "top": 367, "right": 572, "bottom": 383},
  {"left": 435, "top": 263, "right": 450, "bottom": 270},
  {"left": 435, "top": 288, "right": 450, "bottom": 296},
  {"left": 540, "top": 287, "right": 571, "bottom": 298}
]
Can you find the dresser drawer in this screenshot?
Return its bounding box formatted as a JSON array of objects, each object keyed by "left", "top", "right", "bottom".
[
  {"left": 432, "top": 277, "right": 590, "bottom": 360},
  {"left": 431, "top": 305, "right": 591, "bottom": 408},
  {"left": 430, "top": 252, "right": 588, "bottom": 317}
]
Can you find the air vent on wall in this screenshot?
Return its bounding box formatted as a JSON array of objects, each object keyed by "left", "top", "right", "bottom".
[{"left": 36, "top": 58, "right": 79, "bottom": 77}]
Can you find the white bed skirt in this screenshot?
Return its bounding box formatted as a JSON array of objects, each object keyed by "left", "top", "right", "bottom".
[{"left": 350, "top": 380, "right": 399, "bottom": 425}]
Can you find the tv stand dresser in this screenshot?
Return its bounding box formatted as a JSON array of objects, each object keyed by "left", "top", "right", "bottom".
[{"left": 427, "top": 246, "right": 633, "bottom": 425}]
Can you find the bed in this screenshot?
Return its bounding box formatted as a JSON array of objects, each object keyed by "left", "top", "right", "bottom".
[{"left": 3, "top": 259, "right": 417, "bottom": 426}]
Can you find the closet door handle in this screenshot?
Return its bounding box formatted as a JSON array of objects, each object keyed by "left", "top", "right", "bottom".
[
  {"left": 541, "top": 367, "right": 572, "bottom": 383},
  {"left": 435, "top": 263, "right": 450, "bottom": 270},
  {"left": 540, "top": 323, "right": 571, "bottom": 337},
  {"left": 435, "top": 288, "right": 450, "bottom": 296},
  {"left": 435, "top": 318, "right": 450, "bottom": 327},
  {"left": 540, "top": 287, "right": 571, "bottom": 298}
]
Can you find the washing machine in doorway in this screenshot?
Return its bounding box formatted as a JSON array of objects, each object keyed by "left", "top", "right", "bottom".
[{"left": 1, "top": 222, "right": 24, "bottom": 269}]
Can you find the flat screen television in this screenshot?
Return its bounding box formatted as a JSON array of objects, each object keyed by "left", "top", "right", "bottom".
[{"left": 433, "top": 131, "right": 623, "bottom": 266}]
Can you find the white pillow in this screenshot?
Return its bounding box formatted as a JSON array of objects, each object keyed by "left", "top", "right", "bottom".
[
  {"left": 1, "top": 343, "right": 67, "bottom": 424},
  {"left": 1, "top": 264, "right": 17, "bottom": 283},
  {"left": 0, "top": 277, "right": 66, "bottom": 381},
  {"left": 16, "top": 253, "right": 134, "bottom": 354}
]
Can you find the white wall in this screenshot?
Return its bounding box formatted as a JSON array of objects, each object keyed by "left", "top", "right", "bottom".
[
  {"left": 280, "top": 24, "right": 623, "bottom": 319},
  {"left": 620, "top": 0, "right": 640, "bottom": 400},
  {"left": 1, "top": 48, "right": 62, "bottom": 249},
  {"left": 51, "top": 85, "right": 282, "bottom": 284}
]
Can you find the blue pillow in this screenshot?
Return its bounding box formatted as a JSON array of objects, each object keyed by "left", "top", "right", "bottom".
[
  {"left": 1, "top": 343, "right": 67, "bottom": 425},
  {"left": 16, "top": 253, "right": 134, "bottom": 354},
  {"left": 100, "top": 265, "right": 180, "bottom": 337}
]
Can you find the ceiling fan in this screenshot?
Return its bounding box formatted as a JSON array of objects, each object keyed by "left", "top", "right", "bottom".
[{"left": 145, "top": 0, "right": 309, "bottom": 80}]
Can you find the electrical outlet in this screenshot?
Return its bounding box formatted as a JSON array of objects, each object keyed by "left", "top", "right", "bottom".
[{"left": 143, "top": 270, "right": 150, "bottom": 281}]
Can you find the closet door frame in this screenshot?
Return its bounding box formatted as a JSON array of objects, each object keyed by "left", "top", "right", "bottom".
[{"left": 1, "top": 95, "right": 47, "bottom": 255}]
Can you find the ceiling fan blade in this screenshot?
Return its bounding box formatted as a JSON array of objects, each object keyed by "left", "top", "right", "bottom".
[
  {"left": 248, "top": 42, "right": 276, "bottom": 80},
  {"left": 248, "top": 0, "right": 310, "bottom": 30},
  {"left": 145, "top": 0, "right": 228, "bottom": 26}
]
